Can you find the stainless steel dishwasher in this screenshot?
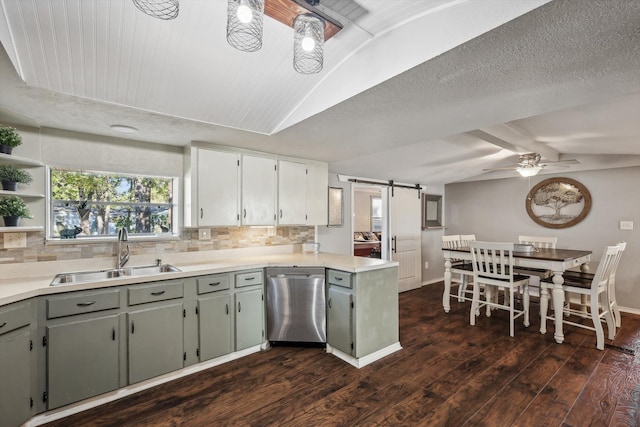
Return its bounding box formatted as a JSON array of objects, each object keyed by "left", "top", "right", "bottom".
[{"left": 266, "top": 267, "right": 326, "bottom": 344}]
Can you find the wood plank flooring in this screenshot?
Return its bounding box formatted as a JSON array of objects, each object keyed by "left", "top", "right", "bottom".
[{"left": 44, "top": 282, "right": 640, "bottom": 427}]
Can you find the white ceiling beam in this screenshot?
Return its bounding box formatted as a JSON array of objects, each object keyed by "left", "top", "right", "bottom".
[{"left": 474, "top": 124, "right": 560, "bottom": 161}]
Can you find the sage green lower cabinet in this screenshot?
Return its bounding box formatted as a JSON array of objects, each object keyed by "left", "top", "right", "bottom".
[
  {"left": 0, "top": 326, "right": 32, "bottom": 427},
  {"left": 198, "top": 293, "right": 232, "bottom": 361},
  {"left": 235, "top": 288, "right": 264, "bottom": 351},
  {"left": 327, "top": 286, "right": 354, "bottom": 355},
  {"left": 46, "top": 315, "right": 119, "bottom": 409},
  {"left": 327, "top": 267, "right": 399, "bottom": 361},
  {"left": 127, "top": 303, "right": 184, "bottom": 384}
]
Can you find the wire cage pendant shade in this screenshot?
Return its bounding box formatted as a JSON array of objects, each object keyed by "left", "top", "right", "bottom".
[
  {"left": 131, "top": 0, "right": 179, "bottom": 20},
  {"left": 227, "top": 0, "right": 265, "bottom": 52},
  {"left": 293, "top": 13, "right": 324, "bottom": 74}
]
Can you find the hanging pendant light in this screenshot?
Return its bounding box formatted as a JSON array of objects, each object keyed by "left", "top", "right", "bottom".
[
  {"left": 132, "top": 0, "right": 179, "bottom": 20},
  {"left": 293, "top": 13, "right": 324, "bottom": 74},
  {"left": 227, "top": 0, "right": 265, "bottom": 52}
]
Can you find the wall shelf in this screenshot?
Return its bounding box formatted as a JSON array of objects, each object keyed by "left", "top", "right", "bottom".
[
  {"left": 0, "top": 189, "right": 45, "bottom": 198},
  {"left": 0, "top": 153, "right": 44, "bottom": 168}
]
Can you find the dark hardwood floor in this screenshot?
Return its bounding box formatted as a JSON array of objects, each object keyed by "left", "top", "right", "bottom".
[{"left": 44, "top": 282, "right": 640, "bottom": 427}]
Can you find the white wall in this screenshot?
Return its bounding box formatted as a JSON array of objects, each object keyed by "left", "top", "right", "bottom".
[
  {"left": 421, "top": 185, "right": 446, "bottom": 285},
  {"left": 445, "top": 167, "right": 640, "bottom": 312}
]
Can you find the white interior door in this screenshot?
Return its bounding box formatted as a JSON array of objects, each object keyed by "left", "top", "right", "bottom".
[{"left": 389, "top": 187, "right": 422, "bottom": 292}]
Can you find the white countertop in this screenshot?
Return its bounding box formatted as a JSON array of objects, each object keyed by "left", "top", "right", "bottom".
[{"left": 0, "top": 251, "right": 398, "bottom": 306}]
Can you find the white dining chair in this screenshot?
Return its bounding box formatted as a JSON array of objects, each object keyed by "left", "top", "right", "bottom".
[
  {"left": 542, "top": 244, "right": 620, "bottom": 350},
  {"left": 564, "top": 241, "right": 626, "bottom": 328},
  {"left": 514, "top": 235, "right": 558, "bottom": 302},
  {"left": 469, "top": 241, "right": 530, "bottom": 337},
  {"left": 442, "top": 235, "right": 475, "bottom": 303}
]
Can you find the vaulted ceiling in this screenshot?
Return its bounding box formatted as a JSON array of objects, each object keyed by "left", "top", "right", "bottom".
[{"left": 1, "top": 0, "right": 639, "bottom": 186}]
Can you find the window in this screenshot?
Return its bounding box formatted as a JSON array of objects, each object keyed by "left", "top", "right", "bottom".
[
  {"left": 49, "top": 168, "right": 176, "bottom": 239},
  {"left": 370, "top": 196, "right": 382, "bottom": 232}
]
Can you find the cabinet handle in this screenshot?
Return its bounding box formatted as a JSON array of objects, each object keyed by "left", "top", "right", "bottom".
[
  {"left": 334, "top": 276, "right": 343, "bottom": 281},
  {"left": 209, "top": 282, "right": 221, "bottom": 287},
  {"left": 244, "top": 277, "right": 255, "bottom": 281},
  {"left": 0, "top": 322, "right": 6, "bottom": 329},
  {"left": 238, "top": 302, "right": 241, "bottom": 312},
  {"left": 112, "top": 327, "right": 116, "bottom": 341},
  {"left": 76, "top": 301, "right": 96, "bottom": 307},
  {"left": 200, "top": 208, "right": 203, "bottom": 219},
  {"left": 280, "top": 209, "right": 283, "bottom": 218},
  {"left": 131, "top": 322, "right": 135, "bottom": 334},
  {"left": 328, "top": 297, "right": 332, "bottom": 309},
  {"left": 225, "top": 304, "right": 229, "bottom": 315},
  {"left": 243, "top": 208, "right": 247, "bottom": 218},
  {"left": 392, "top": 236, "right": 397, "bottom": 254},
  {"left": 151, "top": 290, "right": 166, "bottom": 296}
]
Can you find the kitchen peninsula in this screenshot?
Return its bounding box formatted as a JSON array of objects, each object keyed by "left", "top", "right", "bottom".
[{"left": 0, "top": 249, "right": 399, "bottom": 427}]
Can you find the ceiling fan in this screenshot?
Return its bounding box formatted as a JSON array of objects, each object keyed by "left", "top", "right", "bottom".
[{"left": 484, "top": 153, "right": 581, "bottom": 177}]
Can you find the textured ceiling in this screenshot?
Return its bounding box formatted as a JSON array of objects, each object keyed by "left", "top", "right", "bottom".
[{"left": 1, "top": 0, "right": 640, "bottom": 187}]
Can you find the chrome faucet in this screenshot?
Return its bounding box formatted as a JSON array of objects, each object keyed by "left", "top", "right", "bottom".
[{"left": 116, "top": 227, "right": 130, "bottom": 269}]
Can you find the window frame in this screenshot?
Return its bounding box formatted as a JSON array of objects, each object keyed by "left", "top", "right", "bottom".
[{"left": 46, "top": 166, "right": 180, "bottom": 241}]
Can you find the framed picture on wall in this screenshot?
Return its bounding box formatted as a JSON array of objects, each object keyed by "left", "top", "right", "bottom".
[
  {"left": 328, "top": 187, "right": 343, "bottom": 226},
  {"left": 422, "top": 194, "right": 443, "bottom": 229},
  {"left": 525, "top": 177, "right": 591, "bottom": 228}
]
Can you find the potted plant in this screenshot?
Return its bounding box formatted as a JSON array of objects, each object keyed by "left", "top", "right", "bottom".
[
  {"left": 0, "top": 165, "right": 33, "bottom": 191},
  {"left": 0, "top": 196, "right": 31, "bottom": 226},
  {"left": 0, "top": 125, "right": 22, "bottom": 155}
]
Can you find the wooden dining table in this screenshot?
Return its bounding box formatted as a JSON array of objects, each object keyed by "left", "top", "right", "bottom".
[{"left": 442, "top": 246, "right": 592, "bottom": 344}]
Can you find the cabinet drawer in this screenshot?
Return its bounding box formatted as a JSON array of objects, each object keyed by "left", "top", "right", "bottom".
[
  {"left": 128, "top": 281, "right": 184, "bottom": 306},
  {"left": 47, "top": 290, "right": 120, "bottom": 319},
  {"left": 197, "top": 274, "right": 231, "bottom": 294},
  {"left": 327, "top": 269, "right": 352, "bottom": 288},
  {"left": 235, "top": 270, "right": 264, "bottom": 288},
  {"left": 0, "top": 301, "right": 31, "bottom": 335}
]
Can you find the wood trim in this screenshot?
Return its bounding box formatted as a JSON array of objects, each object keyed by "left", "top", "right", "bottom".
[{"left": 265, "top": 0, "right": 342, "bottom": 41}]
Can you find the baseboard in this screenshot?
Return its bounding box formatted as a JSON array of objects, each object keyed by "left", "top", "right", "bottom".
[
  {"left": 619, "top": 306, "right": 640, "bottom": 316},
  {"left": 326, "top": 342, "right": 402, "bottom": 368}
]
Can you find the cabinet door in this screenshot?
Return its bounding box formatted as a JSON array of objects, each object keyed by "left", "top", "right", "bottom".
[
  {"left": 198, "top": 149, "right": 240, "bottom": 226},
  {"left": 47, "top": 315, "right": 119, "bottom": 409},
  {"left": 305, "top": 162, "right": 328, "bottom": 225},
  {"left": 235, "top": 288, "right": 264, "bottom": 351},
  {"left": 198, "top": 294, "right": 232, "bottom": 361},
  {"left": 128, "top": 303, "right": 184, "bottom": 384},
  {"left": 277, "top": 160, "right": 306, "bottom": 225},
  {"left": 241, "top": 155, "right": 276, "bottom": 225},
  {"left": 0, "top": 328, "right": 31, "bottom": 427},
  {"left": 327, "top": 286, "right": 353, "bottom": 356}
]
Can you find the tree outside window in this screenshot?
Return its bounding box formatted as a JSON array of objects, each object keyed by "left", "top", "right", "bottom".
[{"left": 50, "top": 169, "right": 175, "bottom": 238}]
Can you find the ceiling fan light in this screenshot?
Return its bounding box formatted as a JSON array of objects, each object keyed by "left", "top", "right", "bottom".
[
  {"left": 227, "top": 0, "right": 265, "bottom": 52},
  {"left": 131, "top": 0, "right": 179, "bottom": 20},
  {"left": 517, "top": 166, "right": 542, "bottom": 177},
  {"left": 294, "top": 13, "right": 324, "bottom": 74}
]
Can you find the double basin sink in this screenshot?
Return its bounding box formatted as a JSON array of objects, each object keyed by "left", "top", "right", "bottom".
[{"left": 50, "top": 264, "right": 181, "bottom": 286}]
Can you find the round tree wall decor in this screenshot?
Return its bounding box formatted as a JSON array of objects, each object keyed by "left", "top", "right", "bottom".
[{"left": 525, "top": 177, "right": 591, "bottom": 228}]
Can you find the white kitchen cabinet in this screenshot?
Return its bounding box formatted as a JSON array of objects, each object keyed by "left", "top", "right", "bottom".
[
  {"left": 305, "top": 161, "right": 328, "bottom": 225},
  {"left": 188, "top": 147, "right": 240, "bottom": 227},
  {"left": 277, "top": 160, "right": 307, "bottom": 225},
  {"left": 241, "top": 154, "right": 276, "bottom": 225}
]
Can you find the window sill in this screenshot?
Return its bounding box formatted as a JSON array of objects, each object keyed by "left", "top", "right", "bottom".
[{"left": 45, "top": 234, "right": 180, "bottom": 245}]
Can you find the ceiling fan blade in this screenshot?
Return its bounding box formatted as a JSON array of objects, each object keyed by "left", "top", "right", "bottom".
[
  {"left": 540, "top": 159, "right": 581, "bottom": 166},
  {"left": 482, "top": 166, "right": 518, "bottom": 172}
]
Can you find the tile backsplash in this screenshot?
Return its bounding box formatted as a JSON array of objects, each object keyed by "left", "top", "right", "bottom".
[{"left": 0, "top": 226, "right": 315, "bottom": 264}]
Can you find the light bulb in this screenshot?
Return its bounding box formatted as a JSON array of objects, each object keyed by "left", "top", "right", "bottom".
[
  {"left": 301, "top": 36, "right": 315, "bottom": 52},
  {"left": 237, "top": 4, "right": 253, "bottom": 23}
]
